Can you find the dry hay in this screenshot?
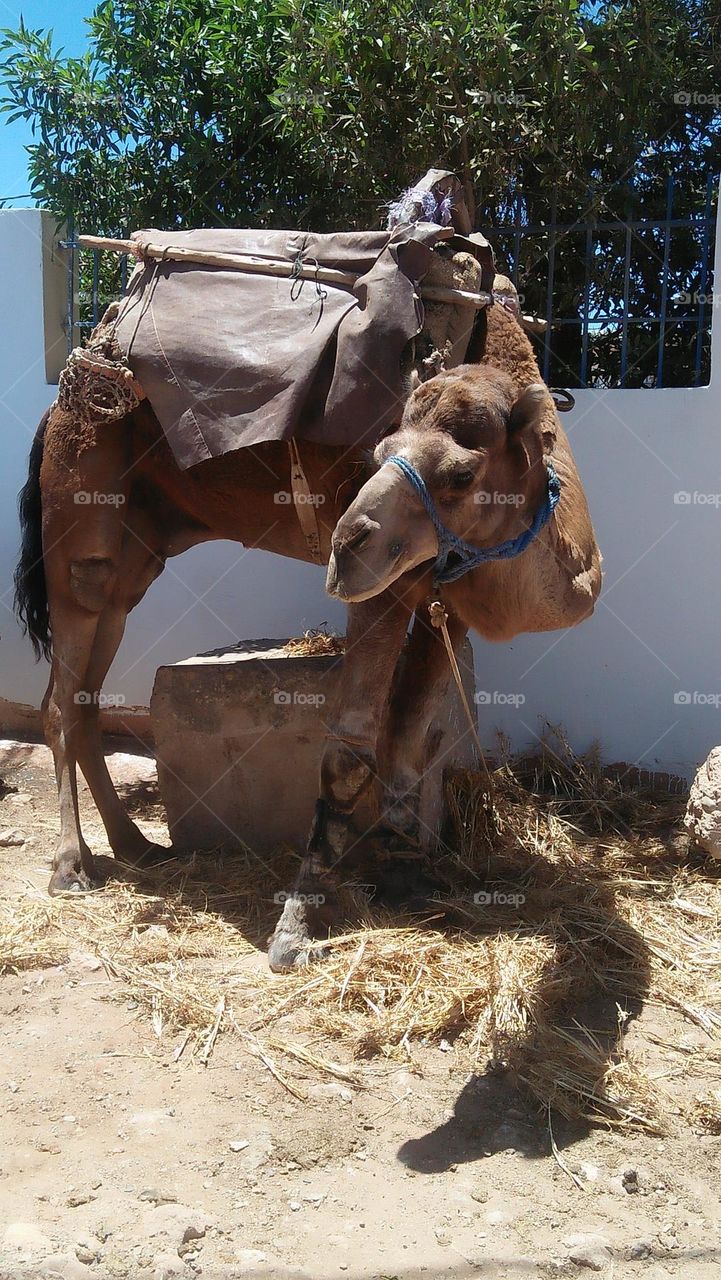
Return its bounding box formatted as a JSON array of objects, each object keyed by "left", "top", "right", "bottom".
[
  {"left": 283, "top": 628, "right": 344, "bottom": 657},
  {"left": 2, "top": 725, "right": 721, "bottom": 1134}
]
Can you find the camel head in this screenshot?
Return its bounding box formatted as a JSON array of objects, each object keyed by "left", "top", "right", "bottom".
[{"left": 326, "top": 365, "right": 556, "bottom": 603}]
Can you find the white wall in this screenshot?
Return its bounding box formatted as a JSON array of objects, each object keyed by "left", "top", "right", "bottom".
[
  {"left": 473, "top": 185, "right": 721, "bottom": 779},
  {"left": 1, "top": 203, "right": 719, "bottom": 777},
  {"left": 1, "top": 209, "right": 67, "bottom": 708}
]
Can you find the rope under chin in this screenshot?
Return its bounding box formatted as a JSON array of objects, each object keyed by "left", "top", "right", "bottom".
[
  {"left": 384, "top": 453, "right": 563, "bottom": 781},
  {"left": 384, "top": 453, "right": 561, "bottom": 587}
]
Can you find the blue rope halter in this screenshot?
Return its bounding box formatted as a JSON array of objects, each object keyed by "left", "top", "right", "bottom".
[{"left": 384, "top": 454, "right": 561, "bottom": 586}]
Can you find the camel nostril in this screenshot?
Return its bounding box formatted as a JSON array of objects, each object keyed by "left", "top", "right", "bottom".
[{"left": 342, "top": 522, "right": 372, "bottom": 554}]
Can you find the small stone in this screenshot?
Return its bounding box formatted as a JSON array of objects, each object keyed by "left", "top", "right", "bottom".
[
  {"left": 565, "top": 1233, "right": 613, "bottom": 1272},
  {"left": 67, "top": 1192, "right": 97, "bottom": 1208},
  {"left": 289, "top": 1201, "right": 302, "bottom": 1212},
  {"left": 139, "top": 1189, "right": 178, "bottom": 1206},
  {"left": 229, "top": 1140, "right": 250, "bottom": 1152},
  {"left": 308, "top": 1083, "right": 353, "bottom": 1104},
  {"left": 625, "top": 1241, "right": 652, "bottom": 1261},
  {"left": 622, "top": 1168, "right": 639, "bottom": 1193},
  {"left": 181, "top": 1224, "right": 206, "bottom": 1245},
  {"left": 0, "top": 828, "right": 26, "bottom": 846},
  {"left": 75, "top": 1245, "right": 98, "bottom": 1264}
]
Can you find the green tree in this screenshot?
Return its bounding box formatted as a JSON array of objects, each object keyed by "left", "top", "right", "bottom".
[{"left": 2, "top": 0, "right": 720, "bottom": 385}]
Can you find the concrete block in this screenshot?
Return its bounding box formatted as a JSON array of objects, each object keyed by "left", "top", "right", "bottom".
[{"left": 150, "top": 638, "right": 477, "bottom": 854}]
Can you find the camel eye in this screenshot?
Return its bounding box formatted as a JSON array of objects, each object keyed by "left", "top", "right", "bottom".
[{"left": 449, "top": 469, "right": 475, "bottom": 491}]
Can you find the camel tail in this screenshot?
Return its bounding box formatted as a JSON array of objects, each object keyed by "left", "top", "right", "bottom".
[{"left": 14, "top": 409, "right": 51, "bottom": 661}]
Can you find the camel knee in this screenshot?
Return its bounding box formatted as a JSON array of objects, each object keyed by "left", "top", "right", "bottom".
[
  {"left": 320, "top": 739, "right": 377, "bottom": 812},
  {"left": 69, "top": 557, "right": 117, "bottom": 613},
  {"left": 41, "top": 691, "right": 62, "bottom": 748}
]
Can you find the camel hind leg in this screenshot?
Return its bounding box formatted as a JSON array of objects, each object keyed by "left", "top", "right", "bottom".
[
  {"left": 72, "top": 518, "right": 168, "bottom": 865},
  {"left": 42, "top": 602, "right": 104, "bottom": 893},
  {"left": 39, "top": 409, "right": 132, "bottom": 891},
  {"left": 44, "top": 539, "right": 168, "bottom": 890}
]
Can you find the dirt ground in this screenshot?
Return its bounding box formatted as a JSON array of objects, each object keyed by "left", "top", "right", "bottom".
[{"left": 1, "top": 738, "right": 720, "bottom": 1280}]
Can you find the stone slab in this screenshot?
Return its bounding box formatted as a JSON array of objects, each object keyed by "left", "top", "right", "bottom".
[{"left": 150, "top": 637, "right": 477, "bottom": 854}]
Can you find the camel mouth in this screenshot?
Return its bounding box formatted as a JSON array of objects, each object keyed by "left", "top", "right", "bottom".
[
  {"left": 326, "top": 544, "right": 407, "bottom": 602},
  {"left": 326, "top": 462, "right": 438, "bottom": 603}
]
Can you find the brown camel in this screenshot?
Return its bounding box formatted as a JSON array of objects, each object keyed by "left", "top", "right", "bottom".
[{"left": 15, "top": 302, "right": 601, "bottom": 969}]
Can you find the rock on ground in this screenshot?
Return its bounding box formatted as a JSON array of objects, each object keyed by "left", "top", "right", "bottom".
[
  {"left": 564, "top": 1231, "right": 613, "bottom": 1272},
  {"left": 685, "top": 746, "right": 721, "bottom": 859}
]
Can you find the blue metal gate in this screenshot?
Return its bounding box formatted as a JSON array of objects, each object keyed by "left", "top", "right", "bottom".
[{"left": 64, "top": 175, "right": 718, "bottom": 390}]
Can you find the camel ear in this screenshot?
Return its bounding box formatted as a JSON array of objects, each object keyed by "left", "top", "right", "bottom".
[
  {"left": 509, "top": 383, "right": 547, "bottom": 432},
  {"left": 508, "top": 383, "right": 555, "bottom": 453}
]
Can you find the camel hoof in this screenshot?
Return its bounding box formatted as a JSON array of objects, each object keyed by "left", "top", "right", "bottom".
[
  {"left": 48, "top": 859, "right": 97, "bottom": 895},
  {"left": 267, "top": 930, "right": 328, "bottom": 973}
]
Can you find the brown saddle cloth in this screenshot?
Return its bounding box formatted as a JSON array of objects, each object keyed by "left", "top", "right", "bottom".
[{"left": 112, "top": 222, "right": 493, "bottom": 470}]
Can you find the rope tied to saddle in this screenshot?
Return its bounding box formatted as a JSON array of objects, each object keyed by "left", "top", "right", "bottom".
[{"left": 57, "top": 324, "right": 144, "bottom": 426}]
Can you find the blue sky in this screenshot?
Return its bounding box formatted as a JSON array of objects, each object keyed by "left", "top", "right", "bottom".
[{"left": 0, "top": 0, "right": 94, "bottom": 203}]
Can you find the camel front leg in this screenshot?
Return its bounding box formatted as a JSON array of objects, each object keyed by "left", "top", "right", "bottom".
[
  {"left": 268, "top": 587, "right": 415, "bottom": 971},
  {"left": 381, "top": 604, "right": 469, "bottom": 847}
]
